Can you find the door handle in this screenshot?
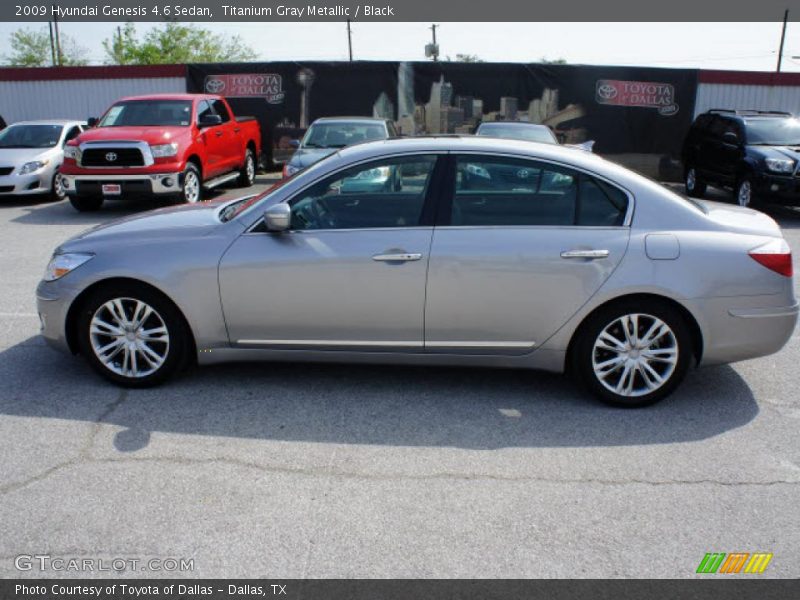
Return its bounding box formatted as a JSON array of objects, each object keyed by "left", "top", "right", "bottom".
[
  {"left": 234, "top": 127, "right": 241, "bottom": 133},
  {"left": 215, "top": 130, "right": 224, "bottom": 137},
  {"left": 560, "top": 249, "right": 610, "bottom": 259},
  {"left": 372, "top": 253, "right": 422, "bottom": 262}
]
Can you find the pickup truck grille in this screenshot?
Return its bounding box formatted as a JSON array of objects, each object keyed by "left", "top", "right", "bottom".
[{"left": 81, "top": 147, "right": 145, "bottom": 167}]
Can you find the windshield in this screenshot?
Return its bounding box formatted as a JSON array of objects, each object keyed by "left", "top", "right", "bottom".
[
  {"left": 745, "top": 118, "right": 800, "bottom": 145},
  {"left": 99, "top": 100, "right": 193, "bottom": 127},
  {"left": 477, "top": 124, "right": 557, "bottom": 144},
  {"left": 0, "top": 124, "right": 63, "bottom": 148},
  {"left": 302, "top": 122, "right": 386, "bottom": 149}
]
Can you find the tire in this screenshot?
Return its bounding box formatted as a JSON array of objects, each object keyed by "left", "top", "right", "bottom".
[
  {"left": 69, "top": 195, "right": 104, "bottom": 212},
  {"left": 238, "top": 148, "right": 256, "bottom": 187},
  {"left": 50, "top": 171, "right": 66, "bottom": 202},
  {"left": 179, "top": 163, "right": 202, "bottom": 203},
  {"left": 572, "top": 299, "right": 693, "bottom": 408},
  {"left": 735, "top": 176, "right": 754, "bottom": 208},
  {"left": 76, "top": 283, "right": 191, "bottom": 387},
  {"left": 684, "top": 166, "right": 706, "bottom": 198}
]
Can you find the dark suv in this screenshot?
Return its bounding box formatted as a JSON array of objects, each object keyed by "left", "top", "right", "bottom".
[{"left": 682, "top": 109, "right": 800, "bottom": 207}]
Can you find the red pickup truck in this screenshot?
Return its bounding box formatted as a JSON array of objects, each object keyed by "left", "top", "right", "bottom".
[{"left": 61, "top": 94, "right": 261, "bottom": 212}]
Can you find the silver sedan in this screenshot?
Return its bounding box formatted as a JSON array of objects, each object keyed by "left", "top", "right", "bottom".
[{"left": 36, "top": 137, "right": 798, "bottom": 407}]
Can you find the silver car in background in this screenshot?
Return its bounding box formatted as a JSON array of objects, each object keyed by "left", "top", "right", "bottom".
[
  {"left": 37, "top": 137, "right": 797, "bottom": 407},
  {"left": 0, "top": 120, "right": 86, "bottom": 201}
]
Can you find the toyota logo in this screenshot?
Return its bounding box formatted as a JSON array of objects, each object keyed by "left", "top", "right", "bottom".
[
  {"left": 597, "top": 84, "right": 618, "bottom": 100},
  {"left": 105, "top": 152, "right": 118, "bottom": 162},
  {"left": 206, "top": 78, "right": 225, "bottom": 93}
]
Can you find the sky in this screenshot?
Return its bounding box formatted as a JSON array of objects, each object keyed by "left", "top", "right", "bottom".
[{"left": 1, "top": 21, "right": 799, "bottom": 72}]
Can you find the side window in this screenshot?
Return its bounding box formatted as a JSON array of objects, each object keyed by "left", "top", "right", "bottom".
[
  {"left": 211, "top": 100, "right": 231, "bottom": 123},
  {"left": 708, "top": 117, "right": 730, "bottom": 138},
  {"left": 63, "top": 126, "right": 81, "bottom": 145},
  {"left": 577, "top": 176, "right": 629, "bottom": 226},
  {"left": 196, "top": 100, "right": 214, "bottom": 124},
  {"left": 452, "top": 156, "right": 577, "bottom": 226},
  {"left": 289, "top": 155, "right": 437, "bottom": 230}
]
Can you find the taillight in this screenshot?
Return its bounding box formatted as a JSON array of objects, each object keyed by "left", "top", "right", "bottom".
[{"left": 749, "top": 239, "right": 793, "bottom": 277}]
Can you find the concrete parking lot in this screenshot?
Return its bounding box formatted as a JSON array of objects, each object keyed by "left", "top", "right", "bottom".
[{"left": 0, "top": 177, "right": 798, "bottom": 578}]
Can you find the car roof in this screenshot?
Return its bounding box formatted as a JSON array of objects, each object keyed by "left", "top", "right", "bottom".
[
  {"left": 116, "top": 93, "right": 214, "bottom": 102},
  {"left": 312, "top": 117, "right": 389, "bottom": 124},
  {"left": 9, "top": 119, "right": 85, "bottom": 126}
]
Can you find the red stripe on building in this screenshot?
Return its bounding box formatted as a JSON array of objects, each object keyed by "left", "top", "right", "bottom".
[
  {"left": 699, "top": 70, "right": 800, "bottom": 86},
  {"left": 0, "top": 64, "right": 186, "bottom": 82}
]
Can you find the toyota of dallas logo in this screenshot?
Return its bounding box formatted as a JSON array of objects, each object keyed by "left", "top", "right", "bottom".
[
  {"left": 203, "top": 74, "right": 284, "bottom": 104},
  {"left": 595, "top": 79, "right": 679, "bottom": 116}
]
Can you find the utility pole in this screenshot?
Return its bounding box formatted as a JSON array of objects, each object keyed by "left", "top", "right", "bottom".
[
  {"left": 776, "top": 9, "right": 788, "bottom": 72},
  {"left": 48, "top": 22, "right": 56, "bottom": 66},
  {"left": 53, "top": 8, "right": 62, "bottom": 66},
  {"left": 430, "top": 24, "right": 438, "bottom": 62},
  {"left": 346, "top": 19, "right": 353, "bottom": 62}
]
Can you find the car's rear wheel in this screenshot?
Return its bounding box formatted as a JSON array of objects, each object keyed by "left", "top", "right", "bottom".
[
  {"left": 179, "top": 163, "right": 202, "bottom": 203},
  {"left": 238, "top": 148, "right": 256, "bottom": 187},
  {"left": 69, "top": 195, "right": 104, "bottom": 212},
  {"left": 684, "top": 166, "right": 706, "bottom": 197},
  {"left": 77, "top": 284, "right": 190, "bottom": 387},
  {"left": 735, "top": 176, "right": 753, "bottom": 207},
  {"left": 573, "top": 300, "right": 693, "bottom": 407}
]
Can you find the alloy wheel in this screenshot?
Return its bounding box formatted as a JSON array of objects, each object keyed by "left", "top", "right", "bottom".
[
  {"left": 246, "top": 154, "right": 256, "bottom": 184},
  {"left": 737, "top": 180, "right": 751, "bottom": 207},
  {"left": 184, "top": 171, "right": 200, "bottom": 203},
  {"left": 89, "top": 297, "right": 170, "bottom": 378},
  {"left": 591, "top": 313, "right": 679, "bottom": 398},
  {"left": 686, "top": 168, "right": 696, "bottom": 192}
]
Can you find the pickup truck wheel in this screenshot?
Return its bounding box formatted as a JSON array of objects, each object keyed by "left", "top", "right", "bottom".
[
  {"left": 69, "top": 196, "right": 104, "bottom": 212},
  {"left": 684, "top": 166, "right": 706, "bottom": 198},
  {"left": 180, "top": 164, "right": 202, "bottom": 203},
  {"left": 238, "top": 149, "right": 256, "bottom": 187},
  {"left": 735, "top": 177, "right": 754, "bottom": 207}
]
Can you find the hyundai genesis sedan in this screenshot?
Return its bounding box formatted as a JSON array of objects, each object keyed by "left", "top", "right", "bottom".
[{"left": 37, "top": 137, "right": 797, "bottom": 407}]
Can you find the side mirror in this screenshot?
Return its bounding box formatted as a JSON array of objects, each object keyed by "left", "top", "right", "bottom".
[
  {"left": 199, "top": 114, "right": 223, "bottom": 127},
  {"left": 86, "top": 117, "right": 98, "bottom": 128},
  {"left": 289, "top": 139, "right": 301, "bottom": 149},
  {"left": 264, "top": 203, "right": 291, "bottom": 232},
  {"left": 722, "top": 131, "right": 739, "bottom": 146}
]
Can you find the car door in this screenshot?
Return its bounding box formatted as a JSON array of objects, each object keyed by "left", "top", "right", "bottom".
[
  {"left": 211, "top": 99, "right": 240, "bottom": 172},
  {"left": 424, "top": 154, "right": 631, "bottom": 354},
  {"left": 196, "top": 100, "right": 226, "bottom": 177},
  {"left": 218, "top": 154, "right": 442, "bottom": 349}
]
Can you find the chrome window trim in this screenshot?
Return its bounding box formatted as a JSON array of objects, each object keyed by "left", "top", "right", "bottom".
[{"left": 77, "top": 140, "right": 154, "bottom": 167}]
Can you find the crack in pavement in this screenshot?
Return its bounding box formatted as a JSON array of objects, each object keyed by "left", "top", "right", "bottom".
[{"left": 0, "top": 390, "right": 129, "bottom": 496}]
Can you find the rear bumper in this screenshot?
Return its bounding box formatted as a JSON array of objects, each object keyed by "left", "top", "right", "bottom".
[
  {"left": 62, "top": 173, "right": 181, "bottom": 198},
  {"left": 688, "top": 295, "right": 799, "bottom": 365}
]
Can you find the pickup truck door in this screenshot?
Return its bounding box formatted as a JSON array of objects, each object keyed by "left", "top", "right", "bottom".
[
  {"left": 211, "top": 99, "right": 242, "bottom": 173},
  {"left": 197, "top": 100, "right": 226, "bottom": 177}
]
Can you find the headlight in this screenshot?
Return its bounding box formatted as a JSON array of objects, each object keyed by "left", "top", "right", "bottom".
[
  {"left": 150, "top": 143, "right": 179, "bottom": 158},
  {"left": 64, "top": 146, "right": 81, "bottom": 161},
  {"left": 44, "top": 253, "right": 94, "bottom": 282},
  {"left": 18, "top": 160, "right": 49, "bottom": 175},
  {"left": 765, "top": 158, "right": 795, "bottom": 174},
  {"left": 283, "top": 163, "right": 300, "bottom": 178}
]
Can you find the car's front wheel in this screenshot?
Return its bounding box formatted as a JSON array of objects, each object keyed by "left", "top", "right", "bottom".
[
  {"left": 735, "top": 176, "right": 754, "bottom": 207},
  {"left": 179, "top": 163, "right": 202, "bottom": 204},
  {"left": 77, "top": 284, "right": 190, "bottom": 387},
  {"left": 573, "top": 300, "right": 693, "bottom": 407},
  {"left": 50, "top": 171, "right": 66, "bottom": 201}
]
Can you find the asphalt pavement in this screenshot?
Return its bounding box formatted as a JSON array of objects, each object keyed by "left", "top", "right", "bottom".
[{"left": 0, "top": 177, "right": 798, "bottom": 578}]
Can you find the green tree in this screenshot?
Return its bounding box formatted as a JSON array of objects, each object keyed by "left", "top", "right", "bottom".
[
  {"left": 539, "top": 57, "right": 567, "bottom": 64},
  {"left": 2, "top": 27, "right": 88, "bottom": 67},
  {"left": 446, "top": 53, "right": 484, "bottom": 63},
  {"left": 103, "top": 23, "right": 258, "bottom": 65}
]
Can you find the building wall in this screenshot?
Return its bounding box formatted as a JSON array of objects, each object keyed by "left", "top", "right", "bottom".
[
  {"left": 0, "top": 65, "right": 186, "bottom": 124},
  {"left": 694, "top": 70, "right": 800, "bottom": 117}
]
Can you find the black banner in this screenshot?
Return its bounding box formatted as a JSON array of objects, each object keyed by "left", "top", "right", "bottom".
[
  {"left": 2, "top": 579, "right": 799, "bottom": 600},
  {"left": 187, "top": 61, "right": 698, "bottom": 179}
]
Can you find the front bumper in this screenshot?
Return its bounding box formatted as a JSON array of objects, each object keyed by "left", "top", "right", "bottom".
[
  {"left": 36, "top": 279, "right": 80, "bottom": 354},
  {"left": 62, "top": 172, "right": 182, "bottom": 198},
  {"left": 754, "top": 173, "right": 800, "bottom": 203},
  {"left": 0, "top": 169, "right": 54, "bottom": 196}
]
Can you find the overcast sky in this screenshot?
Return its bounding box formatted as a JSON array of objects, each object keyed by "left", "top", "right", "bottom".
[{"left": 1, "top": 22, "right": 799, "bottom": 71}]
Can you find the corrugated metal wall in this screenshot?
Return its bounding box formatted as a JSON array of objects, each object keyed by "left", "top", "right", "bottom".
[
  {"left": 0, "top": 77, "right": 186, "bottom": 123},
  {"left": 695, "top": 83, "right": 800, "bottom": 117}
]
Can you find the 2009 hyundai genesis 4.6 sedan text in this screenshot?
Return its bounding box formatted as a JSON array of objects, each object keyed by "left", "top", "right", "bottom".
[{"left": 37, "top": 137, "right": 798, "bottom": 407}]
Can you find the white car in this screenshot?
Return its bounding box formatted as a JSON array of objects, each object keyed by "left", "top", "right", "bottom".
[{"left": 0, "top": 120, "right": 86, "bottom": 201}]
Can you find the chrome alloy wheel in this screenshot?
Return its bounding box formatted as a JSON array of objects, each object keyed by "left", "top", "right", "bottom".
[
  {"left": 686, "top": 168, "right": 696, "bottom": 192},
  {"left": 89, "top": 298, "right": 170, "bottom": 378},
  {"left": 246, "top": 153, "right": 256, "bottom": 184},
  {"left": 591, "top": 313, "right": 678, "bottom": 398},
  {"left": 737, "top": 180, "right": 751, "bottom": 207},
  {"left": 184, "top": 170, "right": 200, "bottom": 203}
]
